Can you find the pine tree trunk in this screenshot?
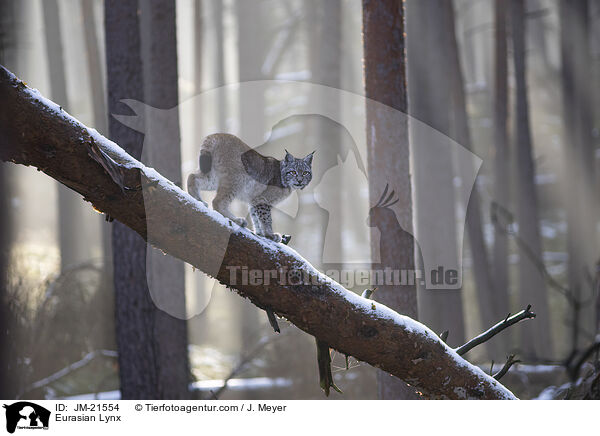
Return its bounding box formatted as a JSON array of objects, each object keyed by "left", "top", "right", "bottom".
[
  {"left": 492, "top": 0, "right": 510, "bottom": 343},
  {"left": 406, "top": 0, "right": 465, "bottom": 346},
  {"left": 444, "top": 0, "right": 507, "bottom": 360},
  {"left": 194, "top": 0, "right": 203, "bottom": 139},
  {"left": 105, "top": 0, "right": 189, "bottom": 399},
  {"left": 511, "top": 0, "right": 552, "bottom": 359},
  {"left": 140, "top": 0, "right": 191, "bottom": 398},
  {"left": 0, "top": 162, "right": 10, "bottom": 397},
  {"left": 42, "top": 0, "right": 81, "bottom": 271},
  {"left": 0, "top": 0, "right": 16, "bottom": 398},
  {"left": 363, "top": 0, "right": 420, "bottom": 399},
  {"left": 309, "top": 0, "right": 343, "bottom": 270},
  {"left": 212, "top": 0, "right": 226, "bottom": 131},
  {"left": 560, "top": 0, "right": 596, "bottom": 352},
  {"left": 236, "top": 0, "right": 265, "bottom": 350},
  {"left": 81, "top": 0, "right": 114, "bottom": 318}
]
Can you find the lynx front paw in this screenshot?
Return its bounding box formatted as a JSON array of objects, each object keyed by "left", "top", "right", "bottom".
[{"left": 264, "top": 232, "right": 282, "bottom": 243}]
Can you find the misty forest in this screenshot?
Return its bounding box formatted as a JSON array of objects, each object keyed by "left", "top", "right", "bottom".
[{"left": 1, "top": 0, "right": 599, "bottom": 400}]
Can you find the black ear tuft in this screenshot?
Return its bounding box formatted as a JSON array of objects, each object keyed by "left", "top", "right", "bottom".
[
  {"left": 304, "top": 150, "right": 315, "bottom": 165},
  {"left": 284, "top": 149, "right": 294, "bottom": 162}
]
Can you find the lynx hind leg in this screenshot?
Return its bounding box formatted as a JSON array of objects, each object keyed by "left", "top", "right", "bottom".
[
  {"left": 213, "top": 184, "right": 248, "bottom": 228},
  {"left": 251, "top": 203, "right": 281, "bottom": 242},
  {"left": 186, "top": 172, "right": 213, "bottom": 206}
]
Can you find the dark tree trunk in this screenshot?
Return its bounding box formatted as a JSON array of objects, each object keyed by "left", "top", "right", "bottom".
[
  {"left": 407, "top": 0, "right": 465, "bottom": 346},
  {"left": 140, "top": 0, "right": 191, "bottom": 398},
  {"left": 0, "top": 162, "right": 11, "bottom": 398},
  {"left": 308, "top": 0, "right": 343, "bottom": 270},
  {"left": 194, "top": 0, "right": 203, "bottom": 138},
  {"left": 492, "top": 0, "right": 510, "bottom": 342},
  {"left": 42, "top": 0, "right": 81, "bottom": 270},
  {"left": 235, "top": 0, "right": 266, "bottom": 349},
  {"left": 81, "top": 0, "right": 107, "bottom": 136},
  {"left": 511, "top": 0, "right": 552, "bottom": 359},
  {"left": 212, "top": 0, "right": 226, "bottom": 131},
  {"left": 444, "top": 1, "right": 507, "bottom": 359},
  {"left": 560, "top": 0, "right": 596, "bottom": 352},
  {"left": 0, "top": 0, "right": 16, "bottom": 398},
  {"left": 81, "top": 0, "right": 114, "bottom": 320},
  {"left": 363, "top": 0, "right": 419, "bottom": 399},
  {"left": 105, "top": 0, "right": 189, "bottom": 399}
]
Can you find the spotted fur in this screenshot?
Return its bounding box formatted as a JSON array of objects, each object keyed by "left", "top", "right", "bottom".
[{"left": 187, "top": 133, "right": 314, "bottom": 242}]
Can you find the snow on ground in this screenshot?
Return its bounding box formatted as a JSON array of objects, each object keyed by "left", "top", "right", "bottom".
[{"left": 61, "top": 378, "right": 293, "bottom": 400}]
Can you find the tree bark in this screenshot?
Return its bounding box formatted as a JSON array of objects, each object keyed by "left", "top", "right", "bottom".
[
  {"left": 105, "top": 0, "right": 189, "bottom": 399},
  {"left": 0, "top": 0, "right": 16, "bottom": 399},
  {"left": 42, "top": 0, "right": 81, "bottom": 270},
  {"left": 444, "top": 1, "right": 507, "bottom": 359},
  {"left": 139, "top": 0, "right": 191, "bottom": 398},
  {"left": 560, "top": 0, "right": 596, "bottom": 352},
  {"left": 406, "top": 0, "right": 465, "bottom": 346},
  {"left": 81, "top": 0, "right": 114, "bottom": 336},
  {"left": 194, "top": 0, "right": 203, "bottom": 140},
  {"left": 362, "top": 0, "right": 420, "bottom": 400},
  {"left": 511, "top": 0, "right": 552, "bottom": 359},
  {"left": 0, "top": 161, "right": 11, "bottom": 398},
  {"left": 492, "top": 0, "right": 510, "bottom": 340},
  {"left": 308, "top": 0, "right": 343, "bottom": 271},
  {"left": 0, "top": 64, "right": 517, "bottom": 400},
  {"left": 212, "top": 0, "right": 226, "bottom": 131},
  {"left": 236, "top": 0, "right": 266, "bottom": 349}
]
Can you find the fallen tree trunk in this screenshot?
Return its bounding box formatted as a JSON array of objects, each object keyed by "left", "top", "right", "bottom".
[{"left": 0, "top": 66, "right": 516, "bottom": 399}]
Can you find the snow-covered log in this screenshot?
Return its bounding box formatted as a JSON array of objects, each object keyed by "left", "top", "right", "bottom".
[{"left": 0, "top": 66, "right": 516, "bottom": 399}]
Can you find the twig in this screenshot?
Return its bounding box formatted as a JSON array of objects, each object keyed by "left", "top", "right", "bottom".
[
  {"left": 567, "top": 340, "right": 600, "bottom": 381},
  {"left": 211, "top": 330, "right": 288, "bottom": 399},
  {"left": 493, "top": 355, "right": 521, "bottom": 381},
  {"left": 439, "top": 330, "right": 449, "bottom": 343},
  {"left": 491, "top": 202, "right": 571, "bottom": 298},
  {"left": 491, "top": 201, "right": 598, "bottom": 352},
  {"left": 361, "top": 287, "right": 377, "bottom": 299},
  {"left": 265, "top": 308, "right": 280, "bottom": 333},
  {"left": 17, "top": 349, "right": 118, "bottom": 399},
  {"left": 455, "top": 305, "right": 536, "bottom": 356}
]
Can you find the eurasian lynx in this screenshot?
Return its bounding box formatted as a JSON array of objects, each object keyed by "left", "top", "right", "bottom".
[{"left": 187, "top": 133, "right": 314, "bottom": 242}]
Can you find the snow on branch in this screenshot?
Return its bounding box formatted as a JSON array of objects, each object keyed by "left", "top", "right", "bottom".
[{"left": 0, "top": 65, "right": 517, "bottom": 399}]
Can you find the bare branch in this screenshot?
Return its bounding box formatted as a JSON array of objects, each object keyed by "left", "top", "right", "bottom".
[
  {"left": 18, "top": 350, "right": 118, "bottom": 398},
  {"left": 211, "top": 331, "right": 287, "bottom": 399},
  {"left": 456, "top": 305, "right": 536, "bottom": 356},
  {"left": 439, "top": 330, "right": 449, "bottom": 343},
  {"left": 265, "top": 308, "right": 280, "bottom": 333},
  {"left": 567, "top": 339, "right": 600, "bottom": 381},
  {"left": 493, "top": 355, "right": 521, "bottom": 381}
]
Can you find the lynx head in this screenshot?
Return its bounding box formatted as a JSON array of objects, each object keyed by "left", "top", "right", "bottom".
[{"left": 281, "top": 150, "right": 314, "bottom": 189}]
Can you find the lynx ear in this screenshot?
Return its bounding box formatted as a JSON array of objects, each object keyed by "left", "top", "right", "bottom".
[
  {"left": 284, "top": 149, "right": 294, "bottom": 162},
  {"left": 304, "top": 150, "right": 315, "bottom": 166}
]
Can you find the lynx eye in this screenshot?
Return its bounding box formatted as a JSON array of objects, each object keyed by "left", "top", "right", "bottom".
[
  {"left": 288, "top": 171, "right": 297, "bottom": 176},
  {"left": 302, "top": 171, "right": 309, "bottom": 176}
]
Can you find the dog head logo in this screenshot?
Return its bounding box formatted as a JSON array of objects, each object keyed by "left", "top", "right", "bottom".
[{"left": 3, "top": 402, "right": 50, "bottom": 433}]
